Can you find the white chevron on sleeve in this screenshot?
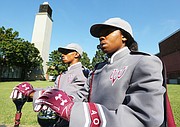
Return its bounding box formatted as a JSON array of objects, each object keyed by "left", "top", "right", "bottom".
[
  {"left": 83, "top": 103, "right": 90, "bottom": 127},
  {"left": 97, "top": 104, "right": 107, "bottom": 127}
]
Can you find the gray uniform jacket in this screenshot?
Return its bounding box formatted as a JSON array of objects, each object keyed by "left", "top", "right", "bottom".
[
  {"left": 54, "top": 62, "right": 89, "bottom": 102},
  {"left": 69, "top": 47, "right": 166, "bottom": 127},
  {"left": 33, "top": 62, "right": 88, "bottom": 102},
  {"left": 33, "top": 62, "right": 89, "bottom": 127}
]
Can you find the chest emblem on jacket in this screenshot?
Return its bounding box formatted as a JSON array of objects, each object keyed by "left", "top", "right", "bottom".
[
  {"left": 110, "top": 66, "right": 128, "bottom": 86},
  {"left": 68, "top": 74, "right": 75, "bottom": 83}
]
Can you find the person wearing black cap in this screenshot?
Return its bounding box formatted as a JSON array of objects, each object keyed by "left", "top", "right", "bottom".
[
  {"left": 34, "top": 18, "right": 166, "bottom": 127},
  {"left": 10, "top": 43, "right": 89, "bottom": 127}
]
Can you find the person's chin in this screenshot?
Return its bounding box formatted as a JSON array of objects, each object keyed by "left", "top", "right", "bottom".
[
  {"left": 102, "top": 48, "right": 108, "bottom": 53},
  {"left": 62, "top": 60, "right": 67, "bottom": 63}
]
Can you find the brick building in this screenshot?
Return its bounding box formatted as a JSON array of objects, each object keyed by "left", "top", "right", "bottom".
[{"left": 158, "top": 29, "right": 180, "bottom": 84}]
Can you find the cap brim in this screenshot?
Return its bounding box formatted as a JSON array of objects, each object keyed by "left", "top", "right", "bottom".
[
  {"left": 58, "top": 47, "right": 75, "bottom": 54},
  {"left": 90, "top": 24, "right": 118, "bottom": 38}
]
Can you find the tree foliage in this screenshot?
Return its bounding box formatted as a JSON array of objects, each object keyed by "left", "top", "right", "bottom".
[
  {"left": 80, "top": 52, "right": 91, "bottom": 69},
  {"left": 0, "top": 26, "right": 19, "bottom": 42},
  {"left": 0, "top": 26, "right": 43, "bottom": 80},
  {"left": 91, "top": 49, "right": 106, "bottom": 68},
  {"left": 46, "top": 50, "right": 67, "bottom": 76}
]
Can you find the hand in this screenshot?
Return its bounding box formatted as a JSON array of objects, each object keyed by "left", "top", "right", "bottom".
[
  {"left": 34, "top": 89, "right": 74, "bottom": 121},
  {"left": 10, "top": 82, "right": 35, "bottom": 99}
]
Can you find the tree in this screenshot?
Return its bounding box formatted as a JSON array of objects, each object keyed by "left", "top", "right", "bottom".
[
  {"left": 0, "top": 26, "right": 19, "bottom": 42},
  {"left": 80, "top": 52, "right": 91, "bottom": 69},
  {"left": 46, "top": 50, "right": 67, "bottom": 77},
  {"left": 0, "top": 26, "right": 20, "bottom": 66},
  {"left": 91, "top": 49, "right": 106, "bottom": 68},
  {"left": 0, "top": 26, "right": 43, "bottom": 80}
]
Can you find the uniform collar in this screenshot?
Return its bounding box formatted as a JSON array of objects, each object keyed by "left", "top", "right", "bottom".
[
  {"left": 68, "top": 62, "right": 82, "bottom": 70},
  {"left": 109, "top": 47, "right": 130, "bottom": 64}
]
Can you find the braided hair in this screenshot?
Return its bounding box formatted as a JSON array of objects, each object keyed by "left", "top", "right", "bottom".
[{"left": 120, "top": 28, "right": 138, "bottom": 51}]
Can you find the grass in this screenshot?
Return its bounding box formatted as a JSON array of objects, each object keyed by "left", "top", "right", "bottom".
[
  {"left": 0, "top": 81, "right": 179, "bottom": 127},
  {"left": 167, "top": 84, "right": 180, "bottom": 127},
  {"left": 0, "top": 81, "right": 54, "bottom": 127}
]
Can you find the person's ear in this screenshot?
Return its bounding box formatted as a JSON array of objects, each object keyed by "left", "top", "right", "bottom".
[{"left": 74, "top": 52, "right": 80, "bottom": 58}]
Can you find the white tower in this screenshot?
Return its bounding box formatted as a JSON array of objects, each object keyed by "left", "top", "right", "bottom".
[{"left": 31, "top": 2, "right": 53, "bottom": 78}]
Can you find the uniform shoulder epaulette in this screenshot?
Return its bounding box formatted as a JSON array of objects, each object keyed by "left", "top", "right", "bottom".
[
  {"left": 61, "top": 69, "right": 67, "bottom": 74},
  {"left": 82, "top": 66, "right": 90, "bottom": 78},
  {"left": 130, "top": 51, "right": 150, "bottom": 56},
  {"left": 94, "top": 61, "right": 107, "bottom": 70}
]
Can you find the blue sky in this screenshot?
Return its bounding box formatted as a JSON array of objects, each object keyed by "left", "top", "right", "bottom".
[{"left": 1, "top": 0, "right": 180, "bottom": 60}]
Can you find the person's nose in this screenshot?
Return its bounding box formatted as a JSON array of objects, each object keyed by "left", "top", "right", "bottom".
[{"left": 99, "top": 36, "right": 105, "bottom": 42}]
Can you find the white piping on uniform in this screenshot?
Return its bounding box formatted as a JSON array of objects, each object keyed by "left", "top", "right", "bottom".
[
  {"left": 97, "top": 104, "right": 107, "bottom": 127},
  {"left": 83, "top": 102, "right": 90, "bottom": 127}
]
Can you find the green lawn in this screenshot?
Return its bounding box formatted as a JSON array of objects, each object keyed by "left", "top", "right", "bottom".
[
  {"left": 0, "top": 81, "right": 179, "bottom": 127},
  {"left": 167, "top": 84, "right": 180, "bottom": 127},
  {"left": 0, "top": 81, "right": 54, "bottom": 127}
]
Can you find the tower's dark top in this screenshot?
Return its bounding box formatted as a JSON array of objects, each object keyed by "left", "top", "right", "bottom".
[{"left": 39, "top": 3, "right": 52, "bottom": 18}]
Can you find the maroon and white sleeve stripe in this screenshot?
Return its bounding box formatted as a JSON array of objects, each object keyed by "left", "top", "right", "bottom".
[{"left": 83, "top": 102, "right": 107, "bottom": 127}]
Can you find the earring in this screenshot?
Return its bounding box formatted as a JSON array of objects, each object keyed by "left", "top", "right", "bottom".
[{"left": 122, "top": 36, "right": 127, "bottom": 41}]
